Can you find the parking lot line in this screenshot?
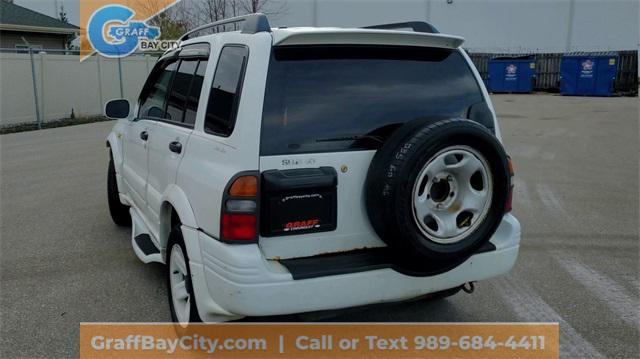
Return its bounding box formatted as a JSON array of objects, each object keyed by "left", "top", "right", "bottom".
[
  {"left": 536, "top": 183, "right": 568, "bottom": 218},
  {"left": 493, "top": 275, "right": 604, "bottom": 358},
  {"left": 552, "top": 252, "right": 639, "bottom": 330}
]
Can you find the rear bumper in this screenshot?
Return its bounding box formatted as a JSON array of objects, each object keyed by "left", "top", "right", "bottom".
[{"left": 186, "top": 214, "right": 521, "bottom": 321}]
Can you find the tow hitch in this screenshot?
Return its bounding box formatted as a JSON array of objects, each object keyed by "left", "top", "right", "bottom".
[{"left": 462, "top": 281, "right": 475, "bottom": 294}]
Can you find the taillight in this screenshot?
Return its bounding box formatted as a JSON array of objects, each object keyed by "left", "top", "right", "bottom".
[
  {"left": 505, "top": 156, "right": 515, "bottom": 212},
  {"left": 221, "top": 174, "right": 259, "bottom": 242},
  {"left": 222, "top": 214, "right": 256, "bottom": 241},
  {"left": 229, "top": 176, "right": 258, "bottom": 197},
  {"left": 505, "top": 186, "right": 514, "bottom": 213}
]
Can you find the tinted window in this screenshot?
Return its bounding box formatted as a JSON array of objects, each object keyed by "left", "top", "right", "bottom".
[
  {"left": 260, "top": 46, "right": 484, "bottom": 156},
  {"left": 139, "top": 61, "right": 177, "bottom": 119},
  {"left": 204, "top": 46, "right": 248, "bottom": 136},
  {"left": 166, "top": 60, "right": 198, "bottom": 123},
  {"left": 184, "top": 60, "right": 208, "bottom": 126}
]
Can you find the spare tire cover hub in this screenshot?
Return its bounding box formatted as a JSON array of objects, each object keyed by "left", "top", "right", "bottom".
[{"left": 412, "top": 145, "right": 493, "bottom": 244}]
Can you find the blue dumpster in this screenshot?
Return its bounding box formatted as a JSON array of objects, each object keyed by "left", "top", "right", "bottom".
[
  {"left": 560, "top": 54, "right": 618, "bottom": 96},
  {"left": 488, "top": 57, "right": 536, "bottom": 93}
]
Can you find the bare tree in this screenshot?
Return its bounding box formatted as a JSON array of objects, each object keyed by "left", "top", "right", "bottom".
[
  {"left": 131, "top": 0, "right": 197, "bottom": 39},
  {"left": 133, "top": 0, "right": 288, "bottom": 35},
  {"left": 241, "top": 0, "right": 259, "bottom": 13},
  {"left": 228, "top": 0, "right": 241, "bottom": 17},
  {"left": 239, "top": 0, "right": 286, "bottom": 16},
  {"left": 194, "top": 0, "right": 286, "bottom": 22},
  {"left": 196, "top": 0, "right": 227, "bottom": 22},
  {"left": 172, "top": 1, "right": 200, "bottom": 27}
]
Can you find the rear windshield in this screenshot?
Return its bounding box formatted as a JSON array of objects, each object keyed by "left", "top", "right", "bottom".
[{"left": 260, "top": 46, "right": 484, "bottom": 156}]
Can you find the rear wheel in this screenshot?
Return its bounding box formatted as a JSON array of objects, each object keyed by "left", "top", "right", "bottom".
[
  {"left": 107, "top": 154, "right": 131, "bottom": 226},
  {"left": 167, "top": 226, "right": 202, "bottom": 327}
]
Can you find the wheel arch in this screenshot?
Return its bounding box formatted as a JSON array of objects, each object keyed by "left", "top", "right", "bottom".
[
  {"left": 161, "top": 187, "right": 209, "bottom": 322},
  {"left": 160, "top": 185, "right": 199, "bottom": 257},
  {"left": 106, "top": 132, "right": 124, "bottom": 172}
]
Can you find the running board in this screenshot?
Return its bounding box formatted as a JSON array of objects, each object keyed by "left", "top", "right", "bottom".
[{"left": 130, "top": 208, "right": 164, "bottom": 264}]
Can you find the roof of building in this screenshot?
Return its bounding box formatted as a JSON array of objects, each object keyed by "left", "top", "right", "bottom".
[{"left": 0, "top": 1, "right": 79, "bottom": 34}]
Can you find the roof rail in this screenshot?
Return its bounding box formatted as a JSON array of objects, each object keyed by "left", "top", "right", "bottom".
[
  {"left": 180, "top": 13, "right": 271, "bottom": 41},
  {"left": 363, "top": 21, "right": 439, "bottom": 34}
]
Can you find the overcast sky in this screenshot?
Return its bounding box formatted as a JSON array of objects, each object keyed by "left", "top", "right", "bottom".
[{"left": 15, "top": 0, "right": 80, "bottom": 27}]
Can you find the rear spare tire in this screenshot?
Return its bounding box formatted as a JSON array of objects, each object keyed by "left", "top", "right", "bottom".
[{"left": 365, "top": 118, "right": 510, "bottom": 268}]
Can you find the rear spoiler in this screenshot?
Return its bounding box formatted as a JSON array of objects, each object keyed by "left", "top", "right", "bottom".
[{"left": 272, "top": 29, "right": 464, "bottom": 49}]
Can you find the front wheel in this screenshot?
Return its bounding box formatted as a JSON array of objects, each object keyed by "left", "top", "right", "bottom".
[
  {"left": 167, "top": 226, "right": 202, "bottom": 327},
  {"left": 107, "top": 155, "right": 131, "bottom": 226}
]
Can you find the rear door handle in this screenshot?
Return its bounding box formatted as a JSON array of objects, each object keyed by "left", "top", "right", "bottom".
[
  {"left": 140, "top": 131, "right": 148, "bottom": 141},
  {"left": 169, "top": 141, "right": 182, "bottom": 154}
]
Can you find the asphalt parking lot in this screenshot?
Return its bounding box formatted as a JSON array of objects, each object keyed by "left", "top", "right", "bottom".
[{"left": 1, "top": 94, "right": 638, "bottom": 358}]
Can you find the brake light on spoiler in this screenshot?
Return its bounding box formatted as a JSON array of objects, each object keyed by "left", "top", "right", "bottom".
[{"left": 221, "top": 174, "right": 259, "bottom": 243}]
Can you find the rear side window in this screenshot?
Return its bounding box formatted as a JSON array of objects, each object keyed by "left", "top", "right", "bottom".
[
  {"left": 184, "top": 60, "right": 208, "bottom": 126},
  {"left": 166, "top": 60, "right": 199, "bottom": 123},
  {"left": 139, "top": 61, "right": 177, "bottom": 119},
  {"left": 204, "top": 46, "right": 249, "bottom": 137},
  {"left": 260, "top": 46, "right": 484, "bottom": 156}
]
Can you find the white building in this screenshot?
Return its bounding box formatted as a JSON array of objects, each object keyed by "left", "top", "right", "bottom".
[{"left": 265, "top": 0, "right": 639, "bottom": 53}]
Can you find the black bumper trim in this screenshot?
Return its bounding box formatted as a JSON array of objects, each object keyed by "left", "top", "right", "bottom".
[{"left": 280, "top": 241, "right": 496, "bottom": 280}]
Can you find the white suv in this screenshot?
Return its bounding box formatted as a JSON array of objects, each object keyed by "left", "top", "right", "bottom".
[{"left": 105, "top": 14, "right": 520, "bottom": 325}]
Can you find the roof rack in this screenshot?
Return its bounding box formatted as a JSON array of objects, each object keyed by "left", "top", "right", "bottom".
[
  {"left": 363, "top": 21, "right": 439, "bottom": 34},
  {"left": 180, "top": 13, "right": 271, "bottom": 41}
]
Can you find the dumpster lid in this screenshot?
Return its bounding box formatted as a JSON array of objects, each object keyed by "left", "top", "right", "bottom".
[
  {"left": 563, "top": 51, "right": 619, "bottom": 58},
  {"left": 491, "top": 55, "right": 535, "bottom": 61}
]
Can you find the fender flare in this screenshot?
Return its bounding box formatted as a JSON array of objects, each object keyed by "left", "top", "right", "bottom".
[
  {"left": 162, "top": 189, "right": 225, "bottom": 321},
  {"left": 161, "top": 184, "right": 198, "bottom": 229},
  {"left": 106, "top": 132, "right": 123, "bottom": 172}
]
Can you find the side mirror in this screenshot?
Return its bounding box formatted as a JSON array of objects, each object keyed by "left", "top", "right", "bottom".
[{"left": 105, "top": 99, "right": 131, "bottom": 120}]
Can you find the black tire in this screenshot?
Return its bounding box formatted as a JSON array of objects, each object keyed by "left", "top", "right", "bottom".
[
  {"left": 107, "top": 154, "right": 131, "bottom": 226},
  {"left": 166, "top": 226, "right": 202, "bottom": 327},
  {"left": 365, "top": 118, "right": 510, "bottom": 268}
]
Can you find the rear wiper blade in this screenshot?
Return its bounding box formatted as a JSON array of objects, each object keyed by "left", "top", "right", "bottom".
[{"left": 315, "top": 134, "right": 384, "bottom": 143}]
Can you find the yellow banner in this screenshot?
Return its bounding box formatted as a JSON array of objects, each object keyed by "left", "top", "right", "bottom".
[{"left": 80, "top": 323, "right": 559, "bottom": 358}]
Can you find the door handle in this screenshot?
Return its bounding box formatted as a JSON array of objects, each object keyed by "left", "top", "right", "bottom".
[
  {"left": 140, "top": 131, "right": 148, "bottom": 141},
  {"left": 169, "top": 141, "right": 182, "bottom": 154}
]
